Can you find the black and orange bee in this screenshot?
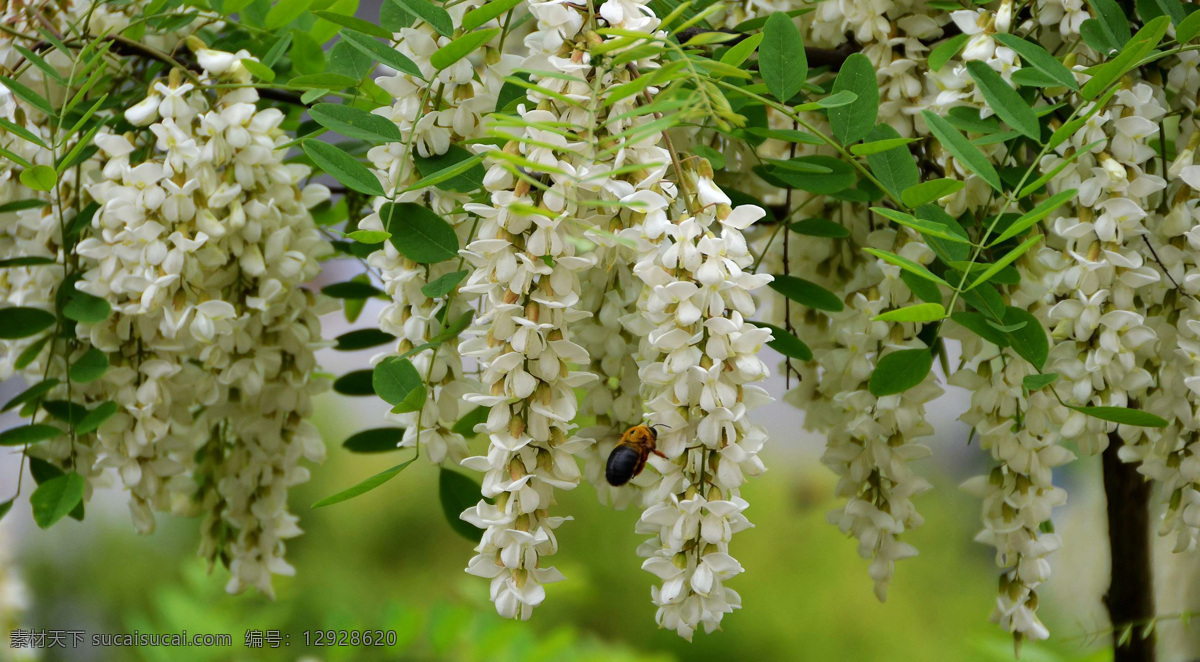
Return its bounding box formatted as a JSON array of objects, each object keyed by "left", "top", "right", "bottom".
[{"left": 605, "top": 424, "right": 667, "bottom": 486}]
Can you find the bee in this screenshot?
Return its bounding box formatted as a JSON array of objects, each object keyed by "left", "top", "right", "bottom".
[{"left": 605, "top": 424, "right": 667, "bottom": 487}]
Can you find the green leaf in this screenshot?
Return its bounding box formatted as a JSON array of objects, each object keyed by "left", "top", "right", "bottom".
[
  {"left": 870, "top": 207, "right": 971, "bottom": 244},
  {"left": 1081, "top": 20, "right": 1119, "bottom": 53},
  {"left": 1087, "top": 0, "right": 1133, "bottom": 49},
  {"left": 795, "top": 90, "right": 857, "bottom": 110},
  {"left": 373, "top": 356, "right": 426, "bottom": 413},
  {"left": 993, "top": 34, "right": 1079, "bottom": 90},
  {"left": 382, "top": 203, "right": 460, "bottom": 263},
  {"left": 1080, "top": 17, "right": 1171, "bottom": 100},
  {"left": 335, "top": 328, "right": 395, "bottom": 351},
  {"left": 720, "top": 32, "right": 764, "bottom": 67},
  {"left": 463, "top": 0, "right": 522, "bottom": 30},
  {"left": 312, "top": 457, "right": 418, "bottom": 508},
  {"left": 13, "top": 46, "right": 66, "bottom": 86},
  {"left": 0, "top": 199, "right": 50, "bottom": 214},
  {"left": 0, "top": 499, "right": 11, "bottom": 522},
  {"left": 683, "top": 31, "right": 741, "bottom": 46},
  {"left": 389, "top": 0, "right": 453, "bottom": 36},
  {"left": 422, "top": 270, "right": 469, "bottom": 298},
  {"left": 334, "top": 370, "right": 375, "bottom": 396},
  {"left": 789, "top": 218, "right": 849, "bottom": 238},
  {"left": 864, "top": 124, "right": 919, "bottom": 201},
  {"left": 2, "top": 379, "right": 59, "bottom": 412},
  {"left": 1003, "top": 307, "right": 1048, "bottom": 370},
  {"left": 0, "top": 307, "right": 55, "bottom": 339},
  {"left": 322, "top": 281, "right": 385, "bottom": 299},
  {"left": 1069, "top": 405, "right": 1169, "bottom": 428},
  {"left": 495, "top": 72, "right": 531, "bottom": 112},
  {"left": 1178, "top": 9, "right": 1200, "bottom": 43},
  {"left": 965, "top": 61, "right": 1040, "bottom": 140},
  {"left": 68, "top": 348, "right": 108, "bottom": 384},
  {"left": 441, "top": 468, "right": 485, "bottom": 540},
  {"left": 693, "top": 144, "right": 726, "bottom": 171},
  {"left": 1138, "top": 0, "right": 1167, "bottom": 25},
  {"left": 262, "top": 33, "right": 294, "bottom": 68},
  {"left": 749, "top": 321, "right": 812, "bottom": 361},
  {"left": 1019, "top": 141, "right": 1104, "bottom": 196},
  {"left": 828, "top": 53, "right": 878, "bottom": 145},
  {"left": 314, "top": 10, "right": 393, "bottom": 38},
  {"left": 901, "top": 179, "right": 965, "bottom": 208},
  {"left": 451, "top": 406, "right": 489, "bottom": 437},
  {"left": 928, "top": 33, "right": 969, "bottom": 72},
  {"left": 431, "top": 28, "right": 500, "bottom": 70},
  {"left": 380, "top": 0, "right": 414, "bottom": 31},
  {"left": 240, "top": 58, "right": 276, "bottom": 82},
  {"left": 769, "top": 275, "right": 843, "bottom": 312},
  {"left": 0, "top": 424, "right": 62, "bottom": 446},
  {"left": 303, "top": 140, "right": 385, "bottom": 197},
  {"left": 922, "top": 110, "right": 1003, "bottom": 192},
  {"left": 944, "top": 106, "right": 1004, "bottom": 135},
  {"left": 309, "top": 103, "right": 404, "bottom": 144},
  {"left": 990, "top": 189, "right": 1077, "bottom": 246},
  {"left": 901, "top": 271, "right": 942, "bottom": 304},
  {"left": 342, "top": 427, "right": 406, "bottom": 453},
  {"left": 755, "top": 156, "right": 854, "bottom": 194},
  {"left": 346, "top": 230, "right": 391, "bottom": 244},
  {"left": 1049, "top": 87, "right": 1119, "bottom": 150},
  {"left": 410, "top": 145, "right": 485, "bottom": 193},
  {"left": 863, "top": 248, "right": 951, "bottom": 288},
  {"left": 869, "top": 348, "right": 933, "bottom": 396},
  {"left": 1023, "top": 373, "right": 1059, "bottom": 392},
  {"left": 0, "top": 118, "right": 49, "bottom": 150},
  {"left": 874, "top": 303, "right": 946, "bottom": 323},
  {"left": 290, "top": 30, "right": 327, "bottom": 75},
  {"left": 744, "top": 128, "right": 823, "bottom": 144},
  {"left": 849, "top": 138, "right": 917, "bottom": 156},
  {"left": 340, "top": 29, "right": 425, "bottom": 79},
  {"left": 967, "top": 235, "right": 1043, "bottom": 291},
  {"left": 20, "top": 165, "right": 56, "bottom": 192},
  {"left": 760, "top": 12, "right": 807, "bottom": 102},
  {"left": 31, "top": 472, "right": 85, "bottom": 528},
  {"left": 961, "top": 284, "right": 1008, "bottom": 322},
  {"left": 56, "top": 122, "right": 104, "bottom": 175},
  {"left": 63, "top": 290, "right": 110, "bottom": 324},
  {"left": 76, "top": 401, "right": 118, "bottom": 435},
  {"left": 1011, "top": 68, "right": 1062, "bottom": 88},
  {"left": 0, "top": 75, "right": 55, "bottom": 117},
  {"left": 333, "top": 369, "right": 374, "bottom": 395},
  {"left": 265, "top": 0, "right": 313, "bottom": 29},
  {"left": 15, "top": 336, "right": 48, "bottom": 370}
]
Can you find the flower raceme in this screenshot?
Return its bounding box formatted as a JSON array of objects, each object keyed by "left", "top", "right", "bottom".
[
  {"left": 0, "top": 29, "right": 330, "bottom": 597},
  {"left": 5, "top": 0, "right": 1200, "bottom": 649}
]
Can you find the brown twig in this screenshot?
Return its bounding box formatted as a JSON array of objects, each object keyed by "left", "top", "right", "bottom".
[
  {"left": 1102, "top": 430, "right": 1157, "bottom": 662},
  {"left": 26, "top": 34, "right": 308, "bottom": 106}
]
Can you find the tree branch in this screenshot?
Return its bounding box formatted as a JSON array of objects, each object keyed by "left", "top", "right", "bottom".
[
  {"left": 27, "top": 35, "right": 308, "bottom": 106},
  {"left": 1103, "top": 431, "right": 1157, "bottom": 662}
]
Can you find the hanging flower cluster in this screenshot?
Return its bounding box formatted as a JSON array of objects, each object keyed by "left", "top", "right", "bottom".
[
  {"left": 626, "top": 163, "right": 772, "bottom": 639},
  {"left": 0, "top": 3, "right": 330, "bottom": 598},
  {"left": 81, "top": 49, "right": 332, "bottom": 596},
  {"left": 8, "top": 0, "right": 1200, "bottom": 650}
]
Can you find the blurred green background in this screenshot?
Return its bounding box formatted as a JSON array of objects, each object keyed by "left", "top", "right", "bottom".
[{"left": 16, "top": 375, "right": 1198, "bottom": 661}]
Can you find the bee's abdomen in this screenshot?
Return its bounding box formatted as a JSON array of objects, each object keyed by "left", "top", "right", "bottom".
[{"left": 606, "top": 445, "right": 642, "bottom": 486}]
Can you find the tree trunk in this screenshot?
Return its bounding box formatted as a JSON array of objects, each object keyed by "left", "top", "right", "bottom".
[{"left": 1102, "top": 431, "right": 1156, "bottom": 662}]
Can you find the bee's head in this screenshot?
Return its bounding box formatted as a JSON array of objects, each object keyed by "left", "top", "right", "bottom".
[{"left": 648, "top": 423, "right": 670, "bottom": 440}]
